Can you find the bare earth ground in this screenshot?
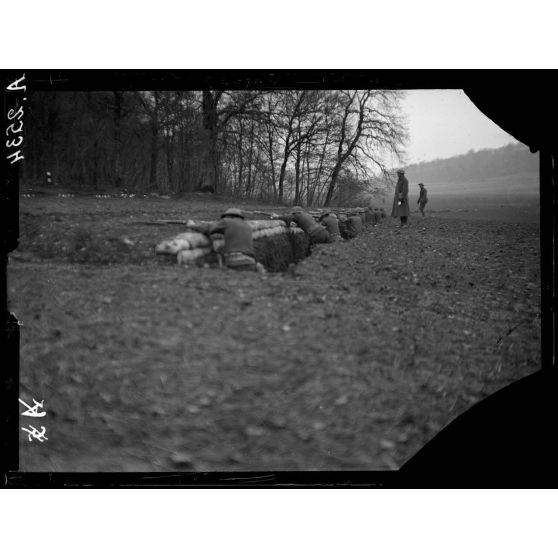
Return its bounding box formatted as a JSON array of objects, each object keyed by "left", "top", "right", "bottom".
[{"left": 11, "top": 193, "right": 541, "bottom": 471}]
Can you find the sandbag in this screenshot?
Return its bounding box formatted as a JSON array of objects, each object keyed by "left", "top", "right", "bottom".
[
  {"left": 156, "top": 231, "right": 211, "bottom": 254},
  {"left": 159, "top": 220, "right": 305, "bottom": 266},
  {"left": 177, "top": 247, "right": 213, "bottom": 264}
]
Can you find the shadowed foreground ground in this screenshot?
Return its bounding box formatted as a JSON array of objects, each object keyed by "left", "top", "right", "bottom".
[{"left": 11, "top": 194, "right": 541, "bottom": 471}]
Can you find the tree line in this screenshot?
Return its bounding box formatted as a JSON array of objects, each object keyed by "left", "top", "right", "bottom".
[
  {"left": 405, "top": 142, "right": 538, "bottom": 184},
  {"left": 22, "top": 90, "right": 407, "bottom": 206}
]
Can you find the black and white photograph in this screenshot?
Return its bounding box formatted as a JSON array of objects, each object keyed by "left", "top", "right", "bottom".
[{"left": 3, "top": 70, "right": 555, "bottom": 484}]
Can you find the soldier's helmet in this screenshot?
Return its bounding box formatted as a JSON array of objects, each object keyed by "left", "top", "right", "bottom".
[
  {"left": 319, "top": 210, "right": 330, "bottom": 220},
  {"left": 397, "top": 168, "right": 405, "bottom": 175},
  {"left": 418, "top": 182, "right": 425, "bottom": 187},
  {"left": 292, "top": 206, "right": 304, "bottom": 214},
  {"left": 221, "top": 207, "right": 245, "bottom": 219}
]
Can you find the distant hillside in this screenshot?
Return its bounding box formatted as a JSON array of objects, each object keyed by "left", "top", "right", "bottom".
[{"left": 405, "top": 143, "right": 538, "bottom": 185}]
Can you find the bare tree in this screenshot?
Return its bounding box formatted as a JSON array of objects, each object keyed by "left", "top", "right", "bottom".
[
  {"left": 198, "top": 90, "right": 263, "bottom": 193},
  {"left": 22, "top": 89, "right": 407, "bottom": 202},
  {"left": 134, "top": 91, "right": 162, "bottom": 191},
  {"left": 112, "top": 91, "right": 124, "bottom": 189},
  {"left": 323, "top": 90, "right": 407, "bottom": 206}
]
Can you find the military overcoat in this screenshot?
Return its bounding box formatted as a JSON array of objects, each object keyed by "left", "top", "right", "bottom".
[{"left": 391, "top": 175, "right": 410, "bottom": 218}]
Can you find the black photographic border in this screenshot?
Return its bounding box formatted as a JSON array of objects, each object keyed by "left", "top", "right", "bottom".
[{"left": 2, "top": 69, "right": 555, "bottom": 488}]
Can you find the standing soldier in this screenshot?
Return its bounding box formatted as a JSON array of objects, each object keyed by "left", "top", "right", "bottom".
[
  {"left": 391, "top": 169, "right": 410, "bottom": 227},
  {"left": 272, "top": 206, "right": 329, "bottom": 244},
  {"left": 318, "top": 211, "right": 342, "bottom": 242},
  {"left": 187, "top": 208, "right": 262, "bottom": 272},
  {"left": 417, "top": 182, "right": 428, "bottom": 217}
]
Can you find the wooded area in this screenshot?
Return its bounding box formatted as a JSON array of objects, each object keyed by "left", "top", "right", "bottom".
[
  {"left": 21, "top": 90, "right": 407, "bottom": 206},
  {"left": 405, "top": 142, "right": 538, "bottom": 184}
]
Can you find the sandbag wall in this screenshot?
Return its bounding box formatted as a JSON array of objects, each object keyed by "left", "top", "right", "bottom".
[
  {"left": 310, "top": 206, "right": 385, "bottom": 239},
  {"left": 156, "top": 220, "right": 310, "bottom": 272}
]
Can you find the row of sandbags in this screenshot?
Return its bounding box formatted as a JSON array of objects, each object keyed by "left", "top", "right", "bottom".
[
  {"left": 156, "top": 208, "right": 383, "bottom": 265},
  {"left": 309, "top": 207, "right": 385, "bottom": 220},
  {"left": 156, "top": 220, "right": 304, "bottom": 264}
]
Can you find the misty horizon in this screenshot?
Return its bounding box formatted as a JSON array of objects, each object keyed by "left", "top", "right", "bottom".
[{"left": 401, "top": 89, "right": 520, "bottom": 165}]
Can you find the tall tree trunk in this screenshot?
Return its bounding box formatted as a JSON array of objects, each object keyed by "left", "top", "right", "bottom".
[
  {"left": 237, "top": 119, "right": 244, "bottom": 195},
  {"left": 246, "top": 120, "right": 255, "bottom": 197},
  {"left": 92, "top": 139, "right": 98, "bottom": 188},
  {"left": 166, "top": 131, "right": 173, "bottom": 193},
  {"left": 324, "top": 161, "right": 342, "bottom": 206},
  {"left": 277, "top": 92, "right": 305, "bottom": 204},
  {"left": 180, "top": 127, "right": 193, "bottom": 193},
  {"left": 294, "top": 144, "right": 301, "bottom": 205},
  {"left": 267, "top": 124, "right": 277, "bottom": 200},
  {"left": 277, "top": 127, "right": 292, "bottom": 204},
  {"left": 278, "top": 159, "right": 288, "bottom": 204},
  {"left": 304, "top": 140, "right": 312, "bottom": 205},
  {"left": 293, "top": 119, "right": 302, "bottom": 204},
  {"left": 149, "top": 131, "right": 158, "bottom": 191},
  {"left": 149, "top": 91, "right": 160, "bottom": 191},
  {"left": 199, "top": 91, "right": 220, "bottom": 193},
  {"left": 112, "top": 91, "right": 123, "bottom": 190}
]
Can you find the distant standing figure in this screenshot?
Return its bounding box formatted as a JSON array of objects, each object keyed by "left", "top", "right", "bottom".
[
  {"left": 417, "top": 182, "right": 428, "bottom": 216},
  {"left": 391, "top": 169, "right": 409, "bottom": 226},
  {"left": 188, "top": 208, "right": 261, "bottom": 271},
  {"left": 273, "top": 206, "right": 329, "bottom": 244},
  {"left": 318, "top": 211, "right": 342, "bottom": 242}
]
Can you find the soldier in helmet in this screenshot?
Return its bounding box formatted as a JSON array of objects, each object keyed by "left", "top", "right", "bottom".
[
  {"left": 417, "top": 182, "right": 428, "bottom": 217},
  {"left": 363, "top": 206, "right": 376, "bottom": 226},
  {"left": 187, "top": 208, "right": 262, "bottom": 272},
  {"left": 391, "top": 168, "right": 410, "bottom": 227},
  {"left": 318, "top": 210, "right": 342, "bottom": 242},
  {"left": 272, "top": 205, "right": 329, "bottom": 244},
  {"left": 343, "top": 212, "right": 363, "bottom": 239}
]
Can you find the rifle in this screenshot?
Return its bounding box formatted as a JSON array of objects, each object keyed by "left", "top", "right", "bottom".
[
  {"left": 155, "top": 219, "right": 188, "bottom": 225},
  {"left": 138, "top": 213, "right": 278, "bottom": 226},
  {"left": 130, "top": 219, "right": 187, "bottom": 226},
  {"left": 250, "top": 210, "right": 276, "bottom": 218},
  {"left": 133, "top": 219, "right": 210, "bottom": 228}
]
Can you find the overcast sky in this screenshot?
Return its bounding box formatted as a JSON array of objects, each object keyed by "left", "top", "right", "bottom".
[{"left": 400, "top": 90, "right": 519, "bottom": 165}]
